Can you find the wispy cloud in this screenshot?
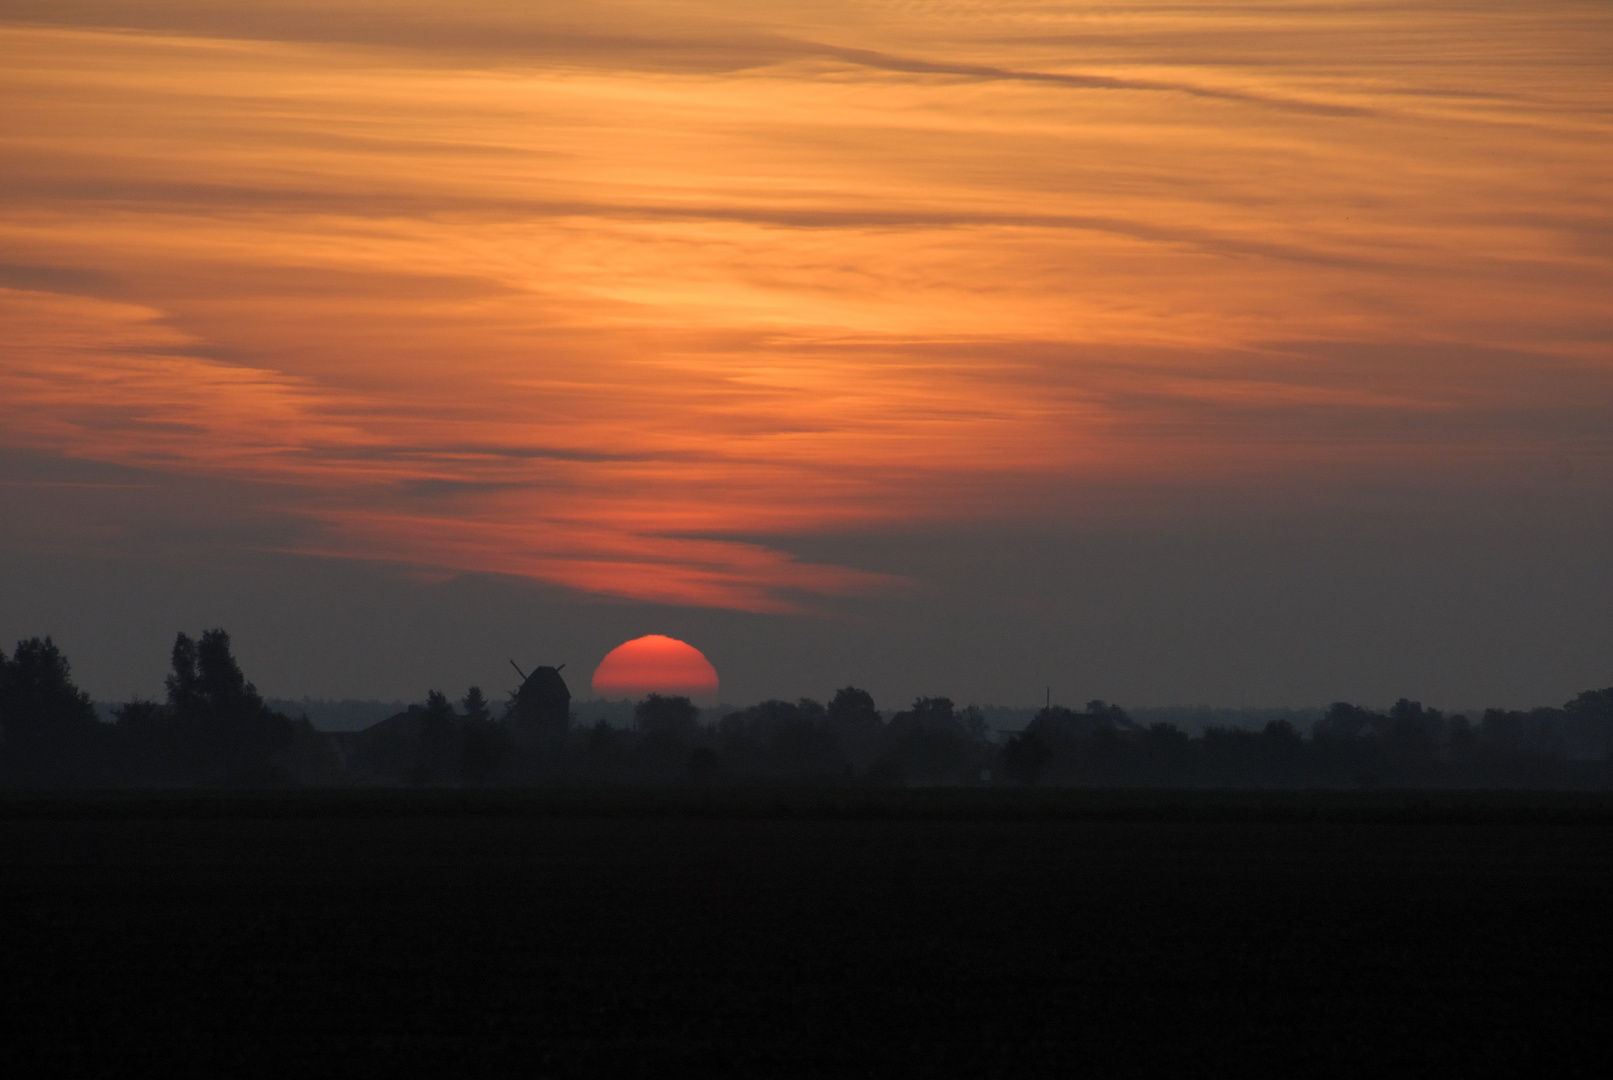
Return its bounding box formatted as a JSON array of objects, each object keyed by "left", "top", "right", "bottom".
[{"left": 2, "top": 1, "right": 1609, "bottom": 608}]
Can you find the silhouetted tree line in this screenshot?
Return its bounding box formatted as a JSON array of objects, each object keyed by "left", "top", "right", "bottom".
[
  {"left": 0, "top": 632, "right": 336, "bottom": 787},
  {"left": 2, "top": 632, "right": 1612, "bottom": 788},
  {"left": 1000, "top": 695, "right": 1613, "bottom": 788}
]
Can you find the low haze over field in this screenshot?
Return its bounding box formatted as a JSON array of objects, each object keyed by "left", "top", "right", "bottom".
[{"left": 2, "top": 1, "right": 1609, "bottom": 707}]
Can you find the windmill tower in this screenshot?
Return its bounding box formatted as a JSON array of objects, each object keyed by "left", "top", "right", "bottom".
[{"left": 507, "top": 661, "right": 571, "bottom": 740}]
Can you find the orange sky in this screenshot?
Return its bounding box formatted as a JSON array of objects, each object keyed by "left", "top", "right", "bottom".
[{"left": 3, "top": 0, "right": 1610, "bottom": 613}]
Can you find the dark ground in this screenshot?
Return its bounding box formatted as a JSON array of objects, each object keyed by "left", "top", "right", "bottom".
[{"left": 2, "top": 791, "right": 1610, "bottom": 1077}]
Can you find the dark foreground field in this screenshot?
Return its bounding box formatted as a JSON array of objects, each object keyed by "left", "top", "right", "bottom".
[{"left": 3, "top": 791, "right": 1611, "bottom": 1078}]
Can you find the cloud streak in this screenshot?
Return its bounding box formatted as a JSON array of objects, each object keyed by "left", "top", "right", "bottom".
[{"left": 2, "top": 1, "right": 1610, "bottom": 608}]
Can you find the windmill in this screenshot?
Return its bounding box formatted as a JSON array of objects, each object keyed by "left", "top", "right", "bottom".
[{"left": 506, "top": 660, "right": 571, "bottom": 736}]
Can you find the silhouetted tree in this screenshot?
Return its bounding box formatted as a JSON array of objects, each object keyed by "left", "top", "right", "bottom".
[
  {"left": 828, "top": 687, "right": 879, "bottom": 728},
  {"left": 458, "top": 685, "right": 508, "bottom": 783},
  {"left": 630, "top": 694, "right": 700, "bottom": 781},
  {"left": 826, "top": 686, "right": 884, "bottom": 772},
  {"left": 771, "top": 698, "right": 849, "bottom": 779},
  {"left": 1139, "top": 722, "right": 1192, "bottom": 784},
  {"left": 636, "top": 694, "right": 700, "bottom": 742},
  {"left": 0, "top": 637, "right": 102, "bottom": 785},
  {"left": 884, "top": 697, "right": 990, "bottom": 783},
  {"left": 1002, "top": 730, "right": 1052, "bottom": 785},
  {"left": 168, "top": 630, "right": 265, "bottom": 723},
  {"left": 1084, "top": 700, "right": 1136, "bottom": 729},
  {"left": 713, "top": 698, "right": 849, "bottom": 780},
  {"left": 1563, "top": 688, "right": 1613, "bottom": 760},
  {"left": 582, "top": 717, "right": 623, "bottom": 780},
  {"left": 1014, "top": 701, "right": 1133, "bottom": 782},
  {"left": 413, "top": 689, "right": 459, "bottom": 784},
  {"left": 1313, "top": 702, "right": 1382, "bottom": 742},
  {"left": 462, "top": 686, "right": 492, "bottom": 724},
  {"left": 158, "top": 629, "right": 299, "bottom": 784},
  {"left": 1566, "top": 688, "right": 1613, "bottom": 722}
]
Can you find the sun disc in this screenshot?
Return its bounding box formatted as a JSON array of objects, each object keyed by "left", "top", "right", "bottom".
[{"left": 592, "top": 634, "right": 719, "bottom": 703}]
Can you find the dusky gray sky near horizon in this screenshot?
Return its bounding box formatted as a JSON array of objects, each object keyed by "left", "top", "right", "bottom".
[
  {"left": 4, "top": 444, "right": 1608, "bottom": 712},
  {"left": 2, "top": 2, "right": 1610, "bottom": 712}
]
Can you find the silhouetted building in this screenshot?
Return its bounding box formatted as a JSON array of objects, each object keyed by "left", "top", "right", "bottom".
[{"left": 509, "top": 664, "right": 571, "bottom": 740}]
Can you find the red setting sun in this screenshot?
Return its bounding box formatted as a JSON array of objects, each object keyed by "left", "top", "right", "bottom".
[{"left": 591, "top": 636, "right": 720, "bottom": 703}]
